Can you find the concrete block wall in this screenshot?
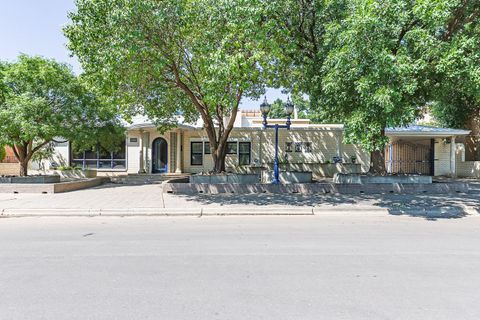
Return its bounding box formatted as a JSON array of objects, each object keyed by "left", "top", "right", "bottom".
[
  {"left": 281, "top": 163, "right": 362, "bottom": 179},
  {"left": 456, "top": 161, "right": 480, "bottom": 178},
  {"left": 342, "top": 144, "right": 371, "bottom": 173}
]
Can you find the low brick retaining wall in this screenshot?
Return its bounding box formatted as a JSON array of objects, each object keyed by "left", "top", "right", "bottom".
[
  {"left": 0, "top": 163, "right": 20, "bottom": 176},
  {"left": 0, "top": 178, "right": 106, "bottom": 194},
  {"left": 164, "top": 182, "right": 469, "bottom": 195}
]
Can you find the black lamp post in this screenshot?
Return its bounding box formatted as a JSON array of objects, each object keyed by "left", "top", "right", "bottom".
[{"left": 260, "top": 96, "right": 294, "bottom": 184}]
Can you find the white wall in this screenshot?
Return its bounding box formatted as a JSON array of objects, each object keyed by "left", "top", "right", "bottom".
[
  {"left": 126, "top": 132, "right": 141, "bottom": 174},
  {"left": 434, "top": 138, "right": 452, "bottom": 176},
  {"left": 29, "top": 140, "right": 70, "bottom": 171}
]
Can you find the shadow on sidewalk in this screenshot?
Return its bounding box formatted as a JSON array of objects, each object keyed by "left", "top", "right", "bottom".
[
  {"left": 174, "top": 187, "right": 480, "bottom": 221},
  {"left": 174, "top": 193, "right": 361, "bottom": 207},
  {"left": 373, "top": 189, "right": 480, "bottom": 220}
]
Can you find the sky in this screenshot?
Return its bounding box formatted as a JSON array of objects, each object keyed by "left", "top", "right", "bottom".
[{"left": 0, "top": 0, "right": 286, "bottom": 110}]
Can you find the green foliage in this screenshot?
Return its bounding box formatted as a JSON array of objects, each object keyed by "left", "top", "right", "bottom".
[
  {"left": 57, "top": 165, "right": 82, "bottom": 171},
  {"left": 273, "top": 0, "right": 480, "bottom": 152},
  {"left": 0, "top": 55, "right": 123, "bottom": 175},
  {"left": 0, "top": 145, "right": 5, "bottom": 162},
  {"left": 71, "top": 125, "right": 125, "bottom": 154},
  {"left": 65, "top": 0, "right": 278, "bottom": 171},
  {"left": 62, "top": 0, "right": 479, "bottom": 168},
  {"left": 430, "top": 5, "right": 480, "bottom": 129},
  {"left": 268, "top": 99, "right": 289, "bottom": 119},
  {"left": 268, "top": 94, "right": 310, "bottom": 119}
]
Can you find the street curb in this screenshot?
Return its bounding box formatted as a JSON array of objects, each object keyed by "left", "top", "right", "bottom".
[
  {"left": 0, "top": 207, "right": 317, "bottom": 217},
  {"left": 2, "top": 205, "right": 475, "bottom": 218}
]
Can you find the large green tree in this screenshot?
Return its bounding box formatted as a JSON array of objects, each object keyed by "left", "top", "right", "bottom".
[
  {"left": 267, "top": 94, "right": 311, "bottom": 119},
  {"left": 0, "top": 55, "right": 122, "bottom": 176},
  {"left": 65, "top": 0, "right": 278, "bottom": 173},
  {"left": 430, "top": 27, "right": 480, "bottom": 159},
  {"left": 274, "top": 0, "right": 480, "bottom": 173}
]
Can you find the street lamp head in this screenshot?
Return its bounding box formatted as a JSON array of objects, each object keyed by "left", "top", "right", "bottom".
[
  {"left": 284, "top": 97, "right": 294, "bottom": 117},
  {"left": 260, "top": 96, "right": 271, "bottom": 116}
]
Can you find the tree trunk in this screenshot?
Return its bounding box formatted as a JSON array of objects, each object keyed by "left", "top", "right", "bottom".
[
  {"left": 369, "top": 149, "right": 387, "bottom": 175},
  {"left": 11, "top": 143, "right": 32, "bottom": 177},
  {"left": 19, "top": 160, "right": 28, "bottom": 177},
  {"left": 213, "top": 153, "right": 227, "bottom": 173},
  {"left": 212, "top": 142, "right": 228, "bottom": 173}
]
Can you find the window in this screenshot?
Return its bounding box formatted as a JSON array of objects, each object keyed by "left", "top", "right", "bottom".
[
  {"left": 204, "top": 141, "right": 211, "bottom": 154},
  {"left": 285, "top": 142, "right": 293, "bottom": 152},
  {"left": 294, "top": 142, "right": 303, "bottom": 152},
  {"left": 239, "top": 142, "right": 251, "bottom": 165},
  {"left": 191, "top": 142, "right": 203, "bottom": 165},
  {"left": 304, "top": 142, "right": 312, "bottom": 153},
  {"left": 71, "top": 141, "right": 126, "bottom": 170},
  {"left": 226, "top": 141, "right": 238, "bottom": 154}
]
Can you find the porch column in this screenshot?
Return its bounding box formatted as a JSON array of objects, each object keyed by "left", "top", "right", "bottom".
[
  {"left": 335, "top": 131, "right": 342, "bottom": 157},
  {"left": 138, "top": 129, "right": 145, "bottom": 173},
  {"left": 175, "top": 130, "right": 182, "bottom": 173},
  {"left": 450, "top": 136, "right": 456, "bottom": 177},
  {"left": 143, "top": 131, "right": 150, "bottom": 173}
]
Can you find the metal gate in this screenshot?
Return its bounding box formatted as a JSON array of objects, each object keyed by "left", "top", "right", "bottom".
[{"left": 385, "top": 140, "right": 434, "bottom": 176}]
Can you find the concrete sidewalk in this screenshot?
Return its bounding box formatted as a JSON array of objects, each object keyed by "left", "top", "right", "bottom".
[{"left": 0, "top": 183, "right": 478, "bottom": 218}]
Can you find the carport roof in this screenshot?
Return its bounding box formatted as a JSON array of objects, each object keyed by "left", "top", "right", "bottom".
[{"left": 386, "top": 125, "right": 470, "bottom": 137}]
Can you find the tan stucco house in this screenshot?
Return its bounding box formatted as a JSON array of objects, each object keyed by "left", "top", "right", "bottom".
[{"left": 11, "top": 110, "right": 474, "bottom": 180}]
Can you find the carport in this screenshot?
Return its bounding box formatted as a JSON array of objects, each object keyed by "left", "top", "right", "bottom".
[{"left": 385, "top": 126, "right": 470, "bottom": 176}]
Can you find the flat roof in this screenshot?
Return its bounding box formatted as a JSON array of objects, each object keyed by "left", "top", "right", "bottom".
[{"left": 386, "top": 125, "right": 470, "bottom": 137}]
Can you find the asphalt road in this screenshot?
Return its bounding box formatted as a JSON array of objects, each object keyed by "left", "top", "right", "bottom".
[{"left": 1, "top": 215, "right": 480, "bottom": 320}]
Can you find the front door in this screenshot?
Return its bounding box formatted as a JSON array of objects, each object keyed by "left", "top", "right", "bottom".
[{"left": 152, "top": 138, "right": 168, "bottom": 173}]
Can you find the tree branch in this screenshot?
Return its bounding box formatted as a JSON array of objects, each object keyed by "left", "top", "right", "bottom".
[
  {"left": 11, "top": 144, "right": 21, "bottom": 162},
  {"left": 171, "top": 63, "right": 218, "bottom": 148},
  {"left": 32, "top": 140, "right": 51, "bottom": 155},
  {"left": 443, "top": 0, "right": 479, "bottom": 41},
  {"left": 392, "top": 20, "right": 418, "bottom": 55}
]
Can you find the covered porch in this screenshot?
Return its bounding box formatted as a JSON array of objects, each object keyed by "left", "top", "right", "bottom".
[
  {"left": 385, "top": 126, "right": 471, "bottom": 177},
  {"left": 126, "top": 123, "right": 194, "bottom": 175}
]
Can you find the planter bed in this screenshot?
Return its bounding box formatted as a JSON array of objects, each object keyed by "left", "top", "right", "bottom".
[
  {"left": 52, "top": 169, "right": 97, "bottom": 179},
  {"left": 190, "top": 174, "right": 260, "bottom": 184},
  {"left": 164, "top": 182, "right": 468, "bottom": 195},
  {"left": 0, "top": 175, "right": 61, "bottom": 184},
  {"left": 333, "top": 173, "right": 432, "bottom": 184},
  {"left": 0, "top": 177, "right": 106, "bottom": 194},
  {"left": 261, "top": 171, "right": 312, "bottom": 184}
]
